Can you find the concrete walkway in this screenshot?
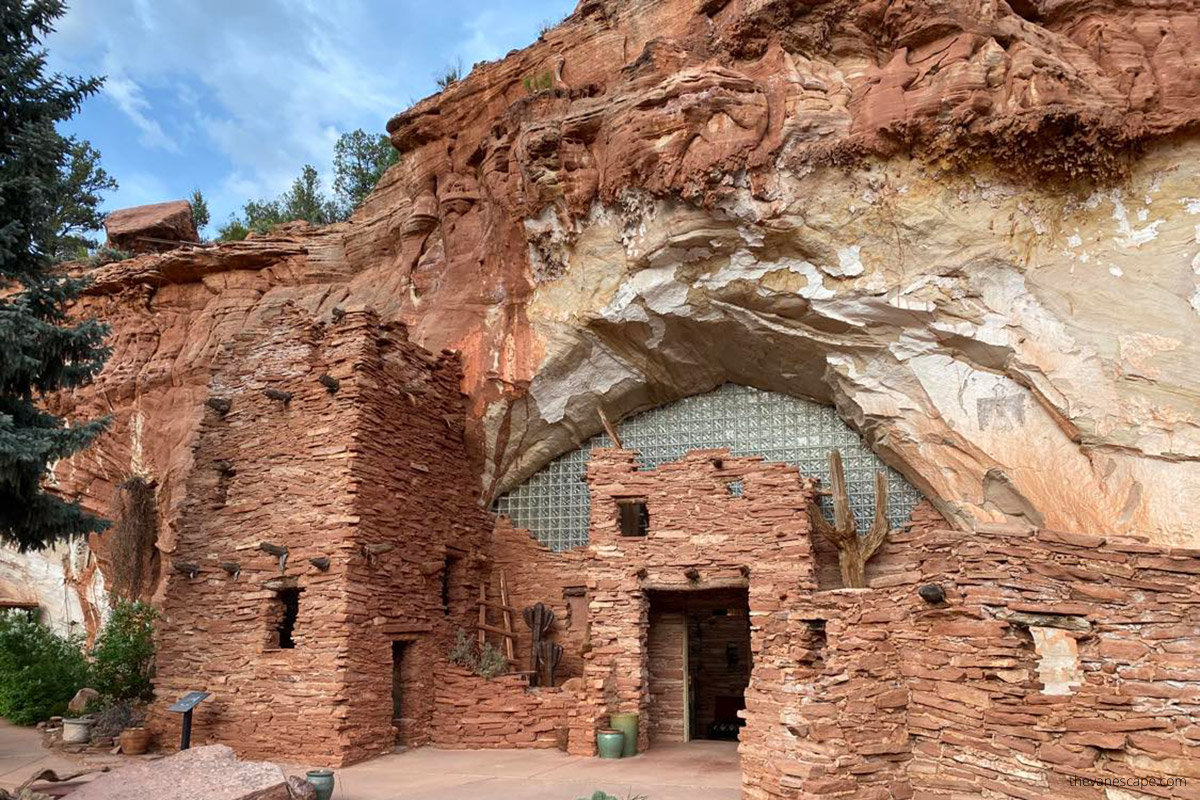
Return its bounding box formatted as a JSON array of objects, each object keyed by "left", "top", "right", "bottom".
[
  {"left": 328, "top": 741, "right": 742, "bottom": 800},
  {"left": 0, "top": 718, "right": 741, "bottom": 799}
]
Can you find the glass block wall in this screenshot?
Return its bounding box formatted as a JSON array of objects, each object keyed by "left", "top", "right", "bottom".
[{"left": 494, "top": 384, "right": 924, "bottom": 551}]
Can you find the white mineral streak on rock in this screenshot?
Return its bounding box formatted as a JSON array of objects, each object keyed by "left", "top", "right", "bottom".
[{"left": 830, "top": 245, "right": 865, "bottom": 277}]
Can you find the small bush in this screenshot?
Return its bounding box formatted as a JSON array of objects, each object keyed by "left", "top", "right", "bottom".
[
  {"left": 90, "top": 699, "right": 145, "bottom": 742},
  {"left": 448, "top": 629, "right": 509, "bottom": 679},
  {"left": 435, "top": 59, "right": 462, "bottom": 90},
  {"left": 85, "top": 246, "right": 134, "bottom": 267},
  {"left": 0, "top": 612, "right": 89, "bottom": 725},
  {"left": 476, "top": 642, "right": 508, "bottom": 678},
  {"left": 90, "top": 601, "right": 157, "bottom": 703},
  {"left": 523, "top": 70, "right": 554, "bottom": 93},
  {"left": 449, "top": 629, "right": 478, "bottom": 671},
  {"left": 576, "top": 793, "right": 647, "bottom": 800}
]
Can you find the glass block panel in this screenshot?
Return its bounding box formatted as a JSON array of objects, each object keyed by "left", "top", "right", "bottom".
[{"left": 494, "top": 384, "right": 924, "bottom": 551}]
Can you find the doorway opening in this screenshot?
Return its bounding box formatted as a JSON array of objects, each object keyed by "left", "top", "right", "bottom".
[
  {"left": 392, "top": 639, "right": 417, "bottom": 745},
  {"left": 647, "top": 588, "right": 751, "bottom": 745}
]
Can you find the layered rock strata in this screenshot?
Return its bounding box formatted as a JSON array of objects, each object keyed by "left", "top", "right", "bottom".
[{"left": 17, "top": 0, "right": 1200, "bottom": 628}]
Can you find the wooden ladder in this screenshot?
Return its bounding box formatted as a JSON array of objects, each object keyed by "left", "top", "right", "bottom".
[{"left": 476, "top": 570, "right": 517, "bottom": 661}]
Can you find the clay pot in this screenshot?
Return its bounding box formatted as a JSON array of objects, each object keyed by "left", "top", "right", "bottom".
[
  {"left": 596, "top": 729, "right": 625, "bottom": 759},
  {"left": 305, "top": 768, "right": 335, "bottom": 800},
  {"left": 608, "top": 712, "right": 639, "bottom": 757},
  {"left": 61, "top": 718, "right": 92, "bottom": 745},
  {"left": 119, "top": 727, "right": 151, "bottom": 755}
]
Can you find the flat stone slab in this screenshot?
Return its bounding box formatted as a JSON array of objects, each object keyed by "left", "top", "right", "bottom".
[
  {"left": 67, "top": 745, "right": 294, "bottom": 800},
  {"left": 104, "top": 200, "right": 198, "bottom": 251}
]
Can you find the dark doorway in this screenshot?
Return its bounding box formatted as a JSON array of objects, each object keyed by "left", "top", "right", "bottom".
[
  {"left": 647, "top": 588, "right": 751, "bottom": 745},
  {"left": 275, "top": 588, "right": 301, "bottom": 649},
  {"left": 392, "top": 641, "right": 408, "bottom": 722}
]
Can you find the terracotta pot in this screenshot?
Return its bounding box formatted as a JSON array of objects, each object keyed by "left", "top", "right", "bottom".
[{"left": 119, "top": 727, "right": 151, "bottom": 755}]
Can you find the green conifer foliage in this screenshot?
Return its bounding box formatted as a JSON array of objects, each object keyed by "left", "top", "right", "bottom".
[{"left": 0, "top": 0, "right": 113, "bottom": 550}]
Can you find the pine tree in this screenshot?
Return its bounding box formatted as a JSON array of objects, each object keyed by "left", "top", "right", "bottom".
[
  {"left": 189, "top": 188, "right": 210, "bottom": 237},
  {"left": 281, "top": 164, "right": 340, "bottom": 224},
  {"left": 49, "top": 139, "right": 117, "bottom": 261},
  {"left": 332, "top": 129, "right": 399, "bottom": 213},
  {"left": 0, "top": 0, "right": 112, "bottom": 551}
]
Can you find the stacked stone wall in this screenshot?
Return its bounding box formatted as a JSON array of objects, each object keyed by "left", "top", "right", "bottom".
[
  {"left": 488, "top": 519, "right": 586, "bottom": 681},
  {"left": 428, "top": 666, "right": 575, "bottom": 749},
  {"left": 577, "top": 447, "right": 817, "bottom": 766},
  {"left": 148, "top": 308, "right": 492, "bottom": 766},
  {"left": 493, "top": 445, "right": 1199, "bottom": 799}
]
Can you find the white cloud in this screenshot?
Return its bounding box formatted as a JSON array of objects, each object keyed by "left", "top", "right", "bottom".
[
  {"left": 101, "top": 73, "right": 180, "bottom": 153},
  {"left": 46, "top": 0, "right": 576, "bottom": 221}
]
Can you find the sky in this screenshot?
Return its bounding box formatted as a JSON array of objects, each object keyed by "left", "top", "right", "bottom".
[{"left": 46, "top": 0, "right": 576, "bottom": 237}]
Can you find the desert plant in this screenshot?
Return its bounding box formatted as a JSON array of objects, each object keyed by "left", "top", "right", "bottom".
[
  {"left": 476, "top": 641, "right": 508, "bottom": 678},
  {"left": 84, "top": 246, "right": 133, "bottom": 267},
  {"left": 449, "top": 629, "right": 479, "bottom": 671},
  {"left": 435, "top": 59, "right": 462, "bottom": 90},
  {"left": 89, "top": 698, "right": 145, "bottom": 742},
  {"left": 0, "top": 612, "right": 89, "bottom": 725},
  {"left": 448, "top": 629, "right": 509, "bottom": 678},
  {"left": 90, "top": 601, "right": 157, "bottom": 703},
  {"left": 575, "top": 793, "right": 647, "bottom": 800},
  {"left": 523, "top": 70, "right": 554, "bottom": 93}
]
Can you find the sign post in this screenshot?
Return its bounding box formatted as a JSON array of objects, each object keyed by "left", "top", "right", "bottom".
[{"left": 167, "top": 691, "right": 211, "bottom": 750}]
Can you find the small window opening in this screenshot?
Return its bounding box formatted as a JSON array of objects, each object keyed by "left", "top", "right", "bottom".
[
  {"left": 442, "top": 555, "right": 460, "bottom": 616},
  {"left": 725, "top": 641, "right": 739, "bottom": 669},
  {"left": 616, "top": 498, "right": 649, "bottom": 537},
  {"left": 803, "top": 619, "right": 827, "bottom": 667},
  {"left": 275, "top": 587, "right": 302, "bottom": 649},
  {"left": 726, "top": 479, "right": 744, "bottom": 497}
]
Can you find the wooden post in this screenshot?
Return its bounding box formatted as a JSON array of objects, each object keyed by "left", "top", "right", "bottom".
[
  {"left": 598, "top": 408, "right": 623, "bottom": 448},
  {"left": 477, "top": 582, "right": 487, "bottom": 649},
  {"left": 806, "top": 449, "right": 890, "bottom": 588},
  {"left": 498, "top": 571, "right": 516, "bottom": 662}
]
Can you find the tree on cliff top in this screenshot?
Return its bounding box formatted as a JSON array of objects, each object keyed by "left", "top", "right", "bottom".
[
  {"left": 189, "top": 188, "right": 210, "bottom": 238},
  {"left": 0, "top": 0, "right": 112, "bottom": 551},
  {"left": 49, "top": 139, "right": 117, "bottom": 261},
  {"left": 333, "top": 129, "right": 398, "bottom": 213}
]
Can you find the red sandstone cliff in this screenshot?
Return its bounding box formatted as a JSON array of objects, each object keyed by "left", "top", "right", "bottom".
[{"left": 25, "top": 0, "right": 1200, "bottom": 629}]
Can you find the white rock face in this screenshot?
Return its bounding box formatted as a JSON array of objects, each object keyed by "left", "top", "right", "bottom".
[
  {"left": 0, "top": 538, "right": 99, "bottom": 636},
  {"left": 499, "top": 141, "right": 1200, "bottom": 545}
]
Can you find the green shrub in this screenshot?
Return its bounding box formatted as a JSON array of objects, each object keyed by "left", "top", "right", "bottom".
[
  {"left": 449, "top": 629, "right": 479, "bottom": 671},
  {"left": 90, "top": 601, "right": 157, "bottom": 703},
  {"left": 0, "top": 612, "right": 89, "bottom": 725},
  {"left": 576, "top": 793, "right": 647, "bottom": 800},
  {"left": 435, "top": 59, "right": 462, "bottom": 90},
  {"left": 85, "top": 246, "right": 134, "bottom": 267},
  {"left": 523, "top": 70, "right": 554, "bottom": 93},
  {"left": 448, "top": 629, "right": 509, "bottom": 679},
  {"left": 476, "top": 641, "right": 508, "bottom": 679}
]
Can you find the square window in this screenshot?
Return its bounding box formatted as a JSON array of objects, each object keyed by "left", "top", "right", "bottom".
[{"left": 615, "top": 498, "right": 649, "bottom": 537}]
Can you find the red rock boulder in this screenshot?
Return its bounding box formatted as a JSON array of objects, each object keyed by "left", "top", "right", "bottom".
[{"left": 104, "top": 200, "right": 199, "bottom": 253}]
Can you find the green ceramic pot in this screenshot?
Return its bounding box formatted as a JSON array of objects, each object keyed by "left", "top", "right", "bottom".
[
  {"left": 596, "top": 729, "right": 625, "bottom": 759},
  {"left": 609, "top": 712, "right": 639, "bottom": 757},
  {"left": 306, "top": 769, "right": 335, "bottom": 800}
]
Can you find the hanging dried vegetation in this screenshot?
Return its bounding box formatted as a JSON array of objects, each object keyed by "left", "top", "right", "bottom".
[{"left": 107, "top": 477, "right": 160, "bottom": 601}]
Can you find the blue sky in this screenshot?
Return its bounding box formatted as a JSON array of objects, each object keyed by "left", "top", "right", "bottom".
[{"left": 47, "top": 0, "right": 576, "bottom": 237}]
